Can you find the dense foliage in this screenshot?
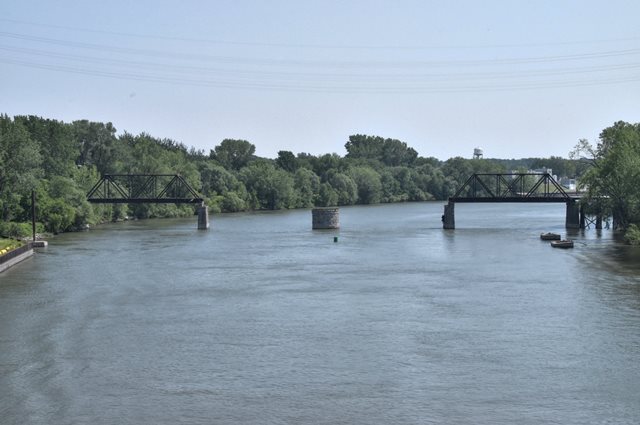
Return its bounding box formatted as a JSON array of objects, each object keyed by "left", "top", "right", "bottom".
[
  {"left": 0, "top": 114, "right": 590, "bottom": 237},
  {"left": 572, "top": 121, "right": 640, "bottom": 242}
]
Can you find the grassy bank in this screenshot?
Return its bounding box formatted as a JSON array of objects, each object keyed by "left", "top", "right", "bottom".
[{"left": 0, "top": 238, "right": 24, "bottom": 253}]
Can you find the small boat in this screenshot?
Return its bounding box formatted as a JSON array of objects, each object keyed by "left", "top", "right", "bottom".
[
  {"left": 540, "top": 232, "right": 561, "bottom": 241},
  {"left": 551, "top": 240, "right": 574, "bottom": 249}
]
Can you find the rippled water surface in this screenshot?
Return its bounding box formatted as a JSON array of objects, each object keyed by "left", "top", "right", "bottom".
[{"left": 1, "top": 202, "right": 639, "bottom": 424}]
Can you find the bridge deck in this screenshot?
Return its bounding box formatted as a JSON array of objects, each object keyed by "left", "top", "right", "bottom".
[
  {"left": 88, "top": 198, "right": 203, "bottom": 204},
  {"left": 451, "top": 196, "right": 581, "bottom": 203}
]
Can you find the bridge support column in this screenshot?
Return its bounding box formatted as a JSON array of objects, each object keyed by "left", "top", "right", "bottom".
[
  {"left": 443, "top": 201, "right": 455, "bottom": 229},
  {"left": 197, "top": 204, "right": 209, "bottom": 230},
  {"left": 612, "top": 210, "right": 622, "bottom": 230},
  {"left": 565, "top": 201, "right": 580, "bottom": 229},
  {"left": 579, "top": 204, "right": 586, "bottom": 229},
  {"left": 596, "top": 215, "right": 603, "bottom": 230}
]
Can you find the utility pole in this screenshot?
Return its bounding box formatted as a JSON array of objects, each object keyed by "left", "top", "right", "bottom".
[{"left": 31, "top": 190, "right": 36, "bottom": 242}]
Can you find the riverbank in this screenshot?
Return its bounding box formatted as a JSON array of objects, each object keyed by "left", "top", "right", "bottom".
[
  {"left": 0, "top": 242, "right": 34, "bottom": 273},
  {"left": 0, "top": 237, "right": 49, "bottom": 273}
]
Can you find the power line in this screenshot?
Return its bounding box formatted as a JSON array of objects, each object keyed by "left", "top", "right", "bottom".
[
  {"left": 2, "top": 56, "right": 638, "bottom": 94},
  {"left": 1, "top": 31, "right": 640, "bottom": 68},
  {"left": 2, "top": 24, "right": 639, "bottom": 94},
  {"left": 1, "top": 44, "right": 639, "bottom": 82},
  {"left": 1, "top": 17, "right": 639, "bottom": 50}
]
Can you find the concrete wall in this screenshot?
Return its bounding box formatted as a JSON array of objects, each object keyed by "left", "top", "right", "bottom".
[{"left": 0, "top": 245, "right": 34, "bottom": 273}]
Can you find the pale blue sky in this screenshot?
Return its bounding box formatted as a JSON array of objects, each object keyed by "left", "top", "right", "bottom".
[{"left": 1, "top": 0, "right": 639, "bottom": 159}]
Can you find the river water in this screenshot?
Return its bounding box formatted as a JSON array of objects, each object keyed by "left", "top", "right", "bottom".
[{"left": 1, "top": 202, "right": 639, "bottom": 424}]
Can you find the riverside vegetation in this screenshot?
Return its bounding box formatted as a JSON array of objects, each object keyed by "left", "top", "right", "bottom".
[{"left": 0, "top": 114, "right": 638, "bottom": 243}]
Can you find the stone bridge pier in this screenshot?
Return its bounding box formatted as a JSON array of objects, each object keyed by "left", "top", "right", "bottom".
[
  {"left": 442, "top": 201, "right": 455, "bottom": 229},
  {"left": 565, "top": 201, "right": 580, "bottom": 229}
]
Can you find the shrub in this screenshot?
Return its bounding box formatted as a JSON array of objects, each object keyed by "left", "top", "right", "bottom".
[
  {"left": 0, "top": 221, "right": 45, "bottom": 239},
  {"left": 624, "top": 224, "right": 640, "bottom": 245}
]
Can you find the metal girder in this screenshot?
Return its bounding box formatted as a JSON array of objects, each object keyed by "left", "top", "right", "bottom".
[
  {"left": 450, "top": 173, "right": 571, "bottom": 203},
  {"left": 87, "top": 174, "right": 203, "bottom": 204}
]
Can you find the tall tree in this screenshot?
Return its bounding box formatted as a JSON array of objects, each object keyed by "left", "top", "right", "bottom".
[
  {"left": 211, "top": 139, "right": 256, "bottom": 171},
  {"left": 16, "top": 115, "right": 76, "bottom": 178},
  {"left": 276, "top": 150, "right": 298, "bottom": 172},
  {"left": 572, "top": 121, "right": 640, "bottom": 232},
  {"left": 72, "top": 120, "right": 118, "bottom": 174},
  {"left": 0, "top": 116, "right": 43, "bottom": 221},
  {"left": 349, "top": 166, "right": 382, "bottom": 204},
  {"left": 345, "top": 134, "right": 385, "bottom": 160}
]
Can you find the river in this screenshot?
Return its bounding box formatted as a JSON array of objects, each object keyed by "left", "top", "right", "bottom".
[{"left": 1, "top": 202, "right": 639, "bottom": 424}]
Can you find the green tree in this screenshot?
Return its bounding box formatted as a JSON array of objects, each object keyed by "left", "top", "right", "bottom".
[
  {"left": 345, "top": 134, "right": 417, "bottom": 166},
  {"left": 276, "top": 150, "right": 298, "bottom": 172},
  {"left": 200, "top": 163, "right": 241, "bottom": 195},
  {"left": 345, "top": 135, "right": 384, "bottom": 160},
  {"left": 211, "top": 139, "right": 256, "bottom": 171},
  {"left": 241, "top": 161, "right": 296, "bottom": 210},
  {"left": 16, "top": 115, "right": 76, "bottom": 178},
  {"left": 293, "top": 168, "right": 320, "bottom": 208},
  {"left": 349, "top": 166, "right": 382, "bottom": 204},
  {"left": 379, "top": 169, "right": 403, "bottom": 202},
  {"left": 303, "top": 153, "right": 344, "bottom": 178},
  {"left": 199, "top": 162, "right": 248, "bottom": 212},
  {"left": 441, "top": 157, "right": 473, "bottom": 191},
  {"left": 72, "top": 120, "right": 118, "bottom": 174},
  {"left": 317, "top": 183, "right": 338, "bottom": 206},
  {"left": 381, "top": 138, "right": 418, "bottom": 166},
  {"left": 572, "top": 121, "right": 640, "bottom": 234},
  {"left": 326, "top": 170, "right": 357, "bottom": 205},
  {"left": 41, "top": 199, "right": 76, "bottom": 234},
  {"left": 0, "top": 116, "right": 43, "bottom": 221},
  {"left": 45, "top": 175, "right": 95, "bottom": 229}
]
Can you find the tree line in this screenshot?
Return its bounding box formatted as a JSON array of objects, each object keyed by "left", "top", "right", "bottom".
[{"left": 2, "top": 114, "right": 631, "bottom": 239}]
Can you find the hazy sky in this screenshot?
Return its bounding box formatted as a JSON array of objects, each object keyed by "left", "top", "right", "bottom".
[{"left": 1, "top": 0, "right": 639, "bottom": 160}]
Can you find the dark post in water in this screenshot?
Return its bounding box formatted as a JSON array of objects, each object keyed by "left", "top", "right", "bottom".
[
  {"left": 565, "top": 201, "right": 580, "bottom": 229},
  {"left": 442, "top": 201, "right": 455, "bottom": 229},
  {"left": 197, "top": 202, "right": 209, "bottom": 230}
]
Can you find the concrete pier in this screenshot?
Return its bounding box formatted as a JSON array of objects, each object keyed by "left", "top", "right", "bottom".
[
  {"left": 312, "top": 207, "right": 339, "bottom": 229},
  {"left": 565, "top": 201, "right": 580, "bottom": 229},
  {"left": 442, "top": 201, "right": 455, "bottom": 229},
  {"left": 197, "top": 205, "right": 209, "bottom": 230}
]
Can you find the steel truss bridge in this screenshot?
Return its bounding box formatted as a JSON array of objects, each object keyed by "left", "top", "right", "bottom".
[
  {"left": 450, "top": 172, "right": 576, "bottom": 203},
  {"left": 443, "top": 173, "right": 589, "bottom": 229},
  {"left": 87, "top": 174, "right": 203, "bottom": 204}
]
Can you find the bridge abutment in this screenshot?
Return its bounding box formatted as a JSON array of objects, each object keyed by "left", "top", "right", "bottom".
[
  {"left": 443, "top": 201, "right": 455, "bottom": 229},
  {"left": 565, "top": 201, "right": 580, "bottom": 229}
]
